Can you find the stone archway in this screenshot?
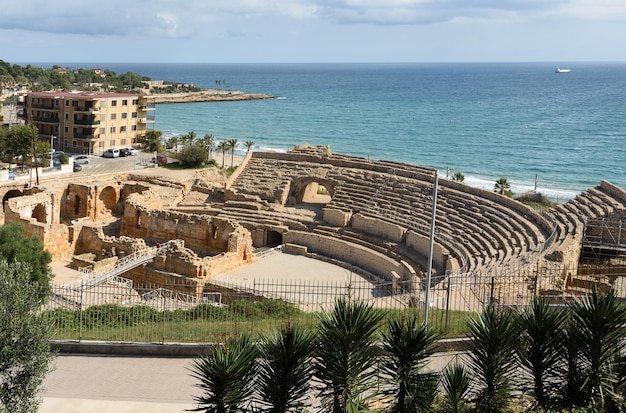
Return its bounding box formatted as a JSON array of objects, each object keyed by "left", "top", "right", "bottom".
[
  {"left": 289, "top": 177, "right": 335, "bottom": 205},
  {"left": 99, "top": 186, "right": 118, "bottom": 215},
  {"left": 266, "top": 230, "right": 283, "bottom": 247},
  {"left": 32, "top": 203, "right": 47, "bottom": 223},
  {"left": 2, "top": 189, "right": 23, "bottom": 206}
]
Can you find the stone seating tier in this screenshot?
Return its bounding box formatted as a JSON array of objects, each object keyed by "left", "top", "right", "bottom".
[{"left": 226, "top": 148, "right": 626, "bottom": 276}]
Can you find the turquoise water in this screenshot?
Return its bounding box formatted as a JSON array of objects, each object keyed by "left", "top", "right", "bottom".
[{"left": 97, "top": 62, "right": 626, "bottom": 200}]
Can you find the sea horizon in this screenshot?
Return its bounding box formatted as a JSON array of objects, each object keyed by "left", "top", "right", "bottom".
[{"left": 25, "top": 61, "right": 626, "bottom": 201}]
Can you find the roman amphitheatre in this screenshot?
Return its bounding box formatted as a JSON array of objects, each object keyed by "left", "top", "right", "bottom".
[{"left": 2, "top": 144, "right": 625, "bottom": 310}]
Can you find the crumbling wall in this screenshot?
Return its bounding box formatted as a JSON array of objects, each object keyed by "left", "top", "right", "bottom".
[
  {"left": 351, "top": 213, "right": 406, "bottom": 243},
  {"left": 283, "top": 230, "right": 410, "bottom": 282}
]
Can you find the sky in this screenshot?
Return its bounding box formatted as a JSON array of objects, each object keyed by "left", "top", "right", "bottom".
[{"left": 1, "top": 0, "right": 625, "bottom": 63}]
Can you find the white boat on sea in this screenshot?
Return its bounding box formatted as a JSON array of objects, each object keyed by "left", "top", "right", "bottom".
[{"left": 555, "top": 68, "right": 571, "bottom": 73}]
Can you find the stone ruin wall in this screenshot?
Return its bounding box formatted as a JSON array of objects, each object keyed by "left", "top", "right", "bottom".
[
  {"left": 283, "top": 230, "right": 416, "bottom": 287},
  {"left": 4, "top": 191, "right": 73, "bottom": 259}
]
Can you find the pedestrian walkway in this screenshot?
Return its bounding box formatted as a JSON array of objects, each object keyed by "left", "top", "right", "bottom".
[
  {"left": 42, "top": 354, "right": 199, "bottom": 413},
  {"left": 41, "top": 352, "right": 462, "bottom": 412}
]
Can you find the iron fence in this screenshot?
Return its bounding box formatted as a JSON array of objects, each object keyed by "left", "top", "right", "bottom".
[{"left": 42, "top": 260, "right": 626, "bottom": 344}]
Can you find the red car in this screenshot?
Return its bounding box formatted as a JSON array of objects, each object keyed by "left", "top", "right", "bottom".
[{"left": 151, "top": 154, "right": 168, "bottom": 164}]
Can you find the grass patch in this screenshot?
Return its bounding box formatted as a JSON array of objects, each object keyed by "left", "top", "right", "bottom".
[{"left": 45, "top": 299, "right": 476, "bottom": 343}]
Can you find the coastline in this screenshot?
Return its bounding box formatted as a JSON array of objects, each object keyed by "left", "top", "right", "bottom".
[{"left": 146, "top": 89, "right": 275, "bottom": 104}]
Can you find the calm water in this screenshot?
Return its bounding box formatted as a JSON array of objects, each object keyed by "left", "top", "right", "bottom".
[{"left": 62, "top": 62, "right": 626, "bottom": 200}]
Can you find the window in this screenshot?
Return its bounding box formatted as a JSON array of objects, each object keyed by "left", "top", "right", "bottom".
[
  {"left": 131, "top": 125, "right": 137, "bottom": 131},
  {"left": 110, "top": 126, "right": 116, "bottom": 133},
  {"left": 65, "top": 113, "right": 69, "bottom": 120},
  {"left": 111, "top": 113, "right": 117, "bottom": 120},
  {"left": 120, "top": 126, "right": 127, "bottom": 132},
  {"left": 122, "top": 99, "right": 128, "bottom": 106},
  {"left": 64, "top": 126, "right": 69, "bottom": 133},
  {"left": 65, "top": 100, "right": 69, "bottom": 106},
  {"left": 72, "top": 100, "right": 78, "bottom": 106},
  {"left": 100, "top": 127, "right": 105, "bottom": 134},
  {"left": 111, "top": 100, "right": 117, "bottom": 107},
  {"left": 120, "top": 139, "right": 126, "bottom": 145},
  {"left": 110, "top": 140, "right": 115, "bottom": 146},
  {"left": 72, "top": 141, "right": 77, "bottom": 147},
  {"left": 121, "top": 112, "right": 128, "bottom": 119},
  {"left": 131, "top": 112, "right": 138, "bottom": 118},
  {"left": 132, "top": 99, "right": 139, "bottom": 105}
]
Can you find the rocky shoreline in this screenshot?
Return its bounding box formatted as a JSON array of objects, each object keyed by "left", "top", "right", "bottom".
[{"left": 145, "top": 89, "right": 275, "bottom": 104}]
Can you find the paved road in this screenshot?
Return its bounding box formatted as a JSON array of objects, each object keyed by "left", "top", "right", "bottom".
[
  {"left": 42, "top": 354, "right": 199, "bottom": 413},
  {"left": 72, "top": 152, "right": 158, "bottom": 176},
  {"left": 41, "top": 352, "right": 462, "bottom": 412}
]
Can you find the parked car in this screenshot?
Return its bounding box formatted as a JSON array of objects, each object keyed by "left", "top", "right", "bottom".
[
  {"left": 124, "top": 147, "right": 138, "bottom": 156},
  {"left": 74, "top": 155, "right": 89, "bottom": 164},
  {"left": 103, "top": 148, "right": 120, "bottom": 158},
  {"left": 151, "top": 154, "right": 168, "bottom": 164},
  {"left": 73, "top": 163, "right": 82, "bottom": 172}
]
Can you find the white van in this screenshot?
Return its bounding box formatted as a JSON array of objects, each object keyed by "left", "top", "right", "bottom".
[{"left": 103, "top": 148, "right": 120, "bottom": 158}]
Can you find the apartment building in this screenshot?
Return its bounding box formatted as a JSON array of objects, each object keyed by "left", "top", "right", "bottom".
[{"left": 19, "top": 91, "right": 155, "bottom": 155}]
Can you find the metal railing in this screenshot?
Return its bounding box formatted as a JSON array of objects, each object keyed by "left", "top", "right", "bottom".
[
  {"left": 41, "top": 258, "right": 626, "bottom": 344},
  {"left": 75, "top": 240, "right": 183, "bottom": 290}
]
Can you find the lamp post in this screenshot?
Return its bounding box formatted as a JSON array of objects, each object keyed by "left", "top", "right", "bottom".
[
  {"left": 424, "top": 171, "right": 439, "bottom": 328},
  {"left": 50, "top": 135, "right": 55, "bottom": 168}
]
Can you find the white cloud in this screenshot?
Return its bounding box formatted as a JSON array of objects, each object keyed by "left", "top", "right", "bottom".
[{"left": 0, "top": 0, "right": 624, "bottom": 39}]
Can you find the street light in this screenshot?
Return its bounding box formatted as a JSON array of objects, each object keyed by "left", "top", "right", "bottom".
[{"left": 50, "top": 135, "right": 55, "bottom": 168}]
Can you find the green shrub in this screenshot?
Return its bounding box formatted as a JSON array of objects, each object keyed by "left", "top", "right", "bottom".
[{"left": 177, "top": 144, "right": 207, "bottom": 167}]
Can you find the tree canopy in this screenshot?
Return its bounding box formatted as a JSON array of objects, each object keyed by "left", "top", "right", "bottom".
[
  {"left": 0, "top": 59, "right": 150, "bottom": 93},
  {"left": 0, "top": 261, "right": 55, "bottom": 413},
  {"left": 0, "top": 222, "right": 52, "bottom": 288}
]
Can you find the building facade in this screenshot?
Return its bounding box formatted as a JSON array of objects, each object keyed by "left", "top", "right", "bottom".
[{"left": 19, "top": 91, "right": 155, "bottom": 155}]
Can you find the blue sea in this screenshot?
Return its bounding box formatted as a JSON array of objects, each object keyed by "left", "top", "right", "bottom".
[{"left": 60, "top": 62, "right": 626, "bottom": 200}]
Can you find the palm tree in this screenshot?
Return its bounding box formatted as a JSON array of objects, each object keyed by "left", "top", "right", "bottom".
[
  {"left": 244, "top": 140, "right": 254, "bottom": 153},
  {"left": 440, "top": 361, "right": 472, "bottom": 413},
  {"left": 494, "top": 177, "right": 510, "bottom": 195},
  {"left": 188, "top": 334, "right": 258, "bottom": 413},
  {"left": 314, "top": 298, "right": 384, "bottom": 413},
  {"left": 142, "top": 129, "right": 163, "bottom": 153},
  {"left": 180, "top": 131, "right": 196, "bottom": 146},
  {"left": 516, "top": 296, "right": 567, "bottom": 409},
  {"left": 451, "top": 172, "right": 465, "bottom": 182},
  {"left": 167, "top": 136, "right": 180, "bottom": 151},
  {"left": 216, "top": 141, "right": 230, "bottom": 169},
  {"left": 467, "top": 304, "right": 518, "bottom": 413},
  {"left": 256, "top": 324, "right": 316, "bottom": 413},
  {"left": 202, "top": 134, "right": 216, "bottom": 161},
  {"left": 568, "top": 287, "right": 626, "bottom": 409},
  {"left": 227, "top": 138, "right": 238, "bottom": 168},
  {"left": 380, "top": 314, "right": 440, "bottom": 413}
]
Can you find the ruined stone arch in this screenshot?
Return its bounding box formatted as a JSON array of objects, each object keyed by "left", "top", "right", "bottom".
[
  {"left": 98, "top": 186, "right": 119, "bottom": 215},
  {"left": 266, "top": 230, "right": 283, "bottom": 247},
  {"left": 2, "top": 189, "right": 23, "bottom": 206},
  {"left": 289, "top": 177, "right": 335, "bottom": 204},
  {"left": 31, "top": 203, "right": 47, "bottom": 223}
]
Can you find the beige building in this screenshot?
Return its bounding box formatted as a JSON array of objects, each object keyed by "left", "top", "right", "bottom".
[{"left": 19, "top": 91, "right": 155, "bottom": 155}]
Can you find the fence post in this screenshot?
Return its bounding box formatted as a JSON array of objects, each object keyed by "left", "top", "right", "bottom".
[
  {"left": 444, "top": 275, "right": 451, "bottom": 334},
  {"left": 161, "top": 283, "right": 166, "bottom": 344},
  {"left": 79, "top": 287, "right": 84, "bottom": 341},
  {"left": 490, "top": 276, "right": 495, "bottom": 306}
]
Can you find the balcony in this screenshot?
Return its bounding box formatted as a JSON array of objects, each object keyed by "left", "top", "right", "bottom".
[
  {"left": 73, "top": 133, "right": 95, "bottom": 139},
  {"left": 74, "top": 106, "right": 99, "bottom": 113},
  {"left": 31, "top": 103, "right": 57, "bottom": 110},
  {"left": 34, "top": 116, "right": 60, "bottom": 124},
  {"left": 74, "top": 118, "right": 100, "bottom": 126}
]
